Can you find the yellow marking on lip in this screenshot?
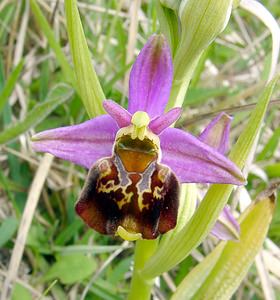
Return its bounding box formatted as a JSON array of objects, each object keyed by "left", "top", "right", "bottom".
[
  {"left": 98, "top": 180, "right": 133, "bottom": 210},
  {"left": 137, "top": 191, "right": 150, "bottom": 211},
  {"left": 116, "top": 191, "right": 134, "bottom": 209},
  {"left": 98, "top": 180, "right": 116, "bottom": 193},
  {"left": 98, "top": 160, "right": 111, "bottom": 179},
  {"left": 153, "top": 186, "right": 164, "bottom": 199}
]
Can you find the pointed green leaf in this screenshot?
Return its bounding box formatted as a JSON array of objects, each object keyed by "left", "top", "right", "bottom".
[
  {"left": 172, "top": 192, "right": 275, "bottom": 300},
  {"left": 141, "top": 75, "right": 279, "bottom": 279},
  {"left": 0, "top": 84, "right": 73, "bottom": 144},
  {"left": 186, "top": 193, "right": 275, "bottom": 300},
  {"left": 172, "top": 244, "right": 225, "bottom": 300},
  {"left": 0, "top": 60, "right": 24, "bottom": 112},
  {"left": 30, "top": 0, "right": 74, "bottom": 84},
  {"left": 64, "top": 0, "right": 105, "bottom": 117}
]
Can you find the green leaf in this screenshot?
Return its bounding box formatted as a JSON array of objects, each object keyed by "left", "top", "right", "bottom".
[
  {"left": 30, "top": 0, "right": 74, "bottom": 84},
  {"left": 172, "top": 244, "right": 225, "bottom": 300},
  {"left": 0, "top": 60, "right": 24, "bottom": 112},
  {"left": 0, "top": 84, "right": 73, "bottom": 144},
  {"left": 64, "top": 0, "right": 105, "bottom": 117},
  {"left": 178, "top": 192, "right": 275, "bottom": 300},
  {"left": 43, "top": 254, "right": 97, "bottom": 284},
  {"left": 0, "top": 217, "right": 18, "bottom": 247},
  {"left": 141, "top": 75, "right": 279, "bottom": 279},
  {"left": 11, "top": 283, "right": 32, "bottom": 300},
  {"left": 172, "top": 192, "right": 275, "bottom": 299}
]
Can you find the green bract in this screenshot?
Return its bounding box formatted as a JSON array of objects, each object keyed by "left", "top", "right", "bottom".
[{"left": 158, "top": 0, "right": 233, "bottom": 108}]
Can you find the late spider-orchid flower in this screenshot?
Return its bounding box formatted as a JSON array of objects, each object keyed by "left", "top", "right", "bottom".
[{"left": 32, "top": 35, "right": 245, "bottom": 240}]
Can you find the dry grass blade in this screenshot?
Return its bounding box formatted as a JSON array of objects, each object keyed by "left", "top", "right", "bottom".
[
  {"left": 1, "top": 154, "right": 54, "bottom": 300},
  {"left": 255, "top": 251, "right": 276, "bottom": 300}
]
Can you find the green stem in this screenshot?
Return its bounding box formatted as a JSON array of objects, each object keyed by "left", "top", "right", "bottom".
[{"left": 127, "top": 239, "right": 158, "bottom": 300}]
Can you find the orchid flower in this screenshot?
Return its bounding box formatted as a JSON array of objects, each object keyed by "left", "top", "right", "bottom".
[{"left": 32, "top": 35, "right": 245, "bottom": 240}]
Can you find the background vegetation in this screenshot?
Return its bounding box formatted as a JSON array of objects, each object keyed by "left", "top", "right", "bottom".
[{"left": 0, "top": 0, "right": 280, "bottom": 299}]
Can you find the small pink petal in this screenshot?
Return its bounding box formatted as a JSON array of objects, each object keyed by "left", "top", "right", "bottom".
[
  {"left": 103, "top": 100, "right": 131, "bottom": 128},
  {"left": 149, "top": 107, "right": 182, "bottom": 135}
]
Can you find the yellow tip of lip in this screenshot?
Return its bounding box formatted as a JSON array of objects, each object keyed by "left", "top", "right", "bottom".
[{"left": 116, "top": 226, "right": 142, "bottom": 241}]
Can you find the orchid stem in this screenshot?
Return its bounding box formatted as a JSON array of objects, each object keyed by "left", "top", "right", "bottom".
[{"left": 127, "top": 239, "right": 158, "bottom": 300}]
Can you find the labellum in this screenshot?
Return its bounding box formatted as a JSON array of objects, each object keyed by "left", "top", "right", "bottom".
[{"left": 76, "top": 120, "right": 180, "bottom": 240}]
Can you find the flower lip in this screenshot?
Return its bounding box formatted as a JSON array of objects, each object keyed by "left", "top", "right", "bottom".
[{"left": 75, "top": 155, "right": 180, "bottom": 240}]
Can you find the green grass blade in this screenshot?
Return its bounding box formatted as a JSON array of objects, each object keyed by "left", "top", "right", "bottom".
[
  {"left": 30, "top": 0, "right": 74, "bottom": 84},
  {"left": 141, "top": 75, "right": 279, "bottom": 279},
  {"left": 0, "top": 60, "right": 24, "bottom": 112},
  {"left": 257, "top": 127, "right": 280, "bottom": 161},
  {"left": 191, "top": 193, "right": 275, "bottom": 300},
  {"left": 0, "top": 84, "right": 74, "bottom": 144},
  {"left": 64, "top": 0, "right": 105, "bottom": 117}
]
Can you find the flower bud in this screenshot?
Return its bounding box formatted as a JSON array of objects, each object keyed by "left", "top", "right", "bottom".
[
  {"left": 159, "top": 0, "right": 233, "bottom": 108},
  {"left": 174, "top": 0, "right": 233, "bottom": 81}
]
